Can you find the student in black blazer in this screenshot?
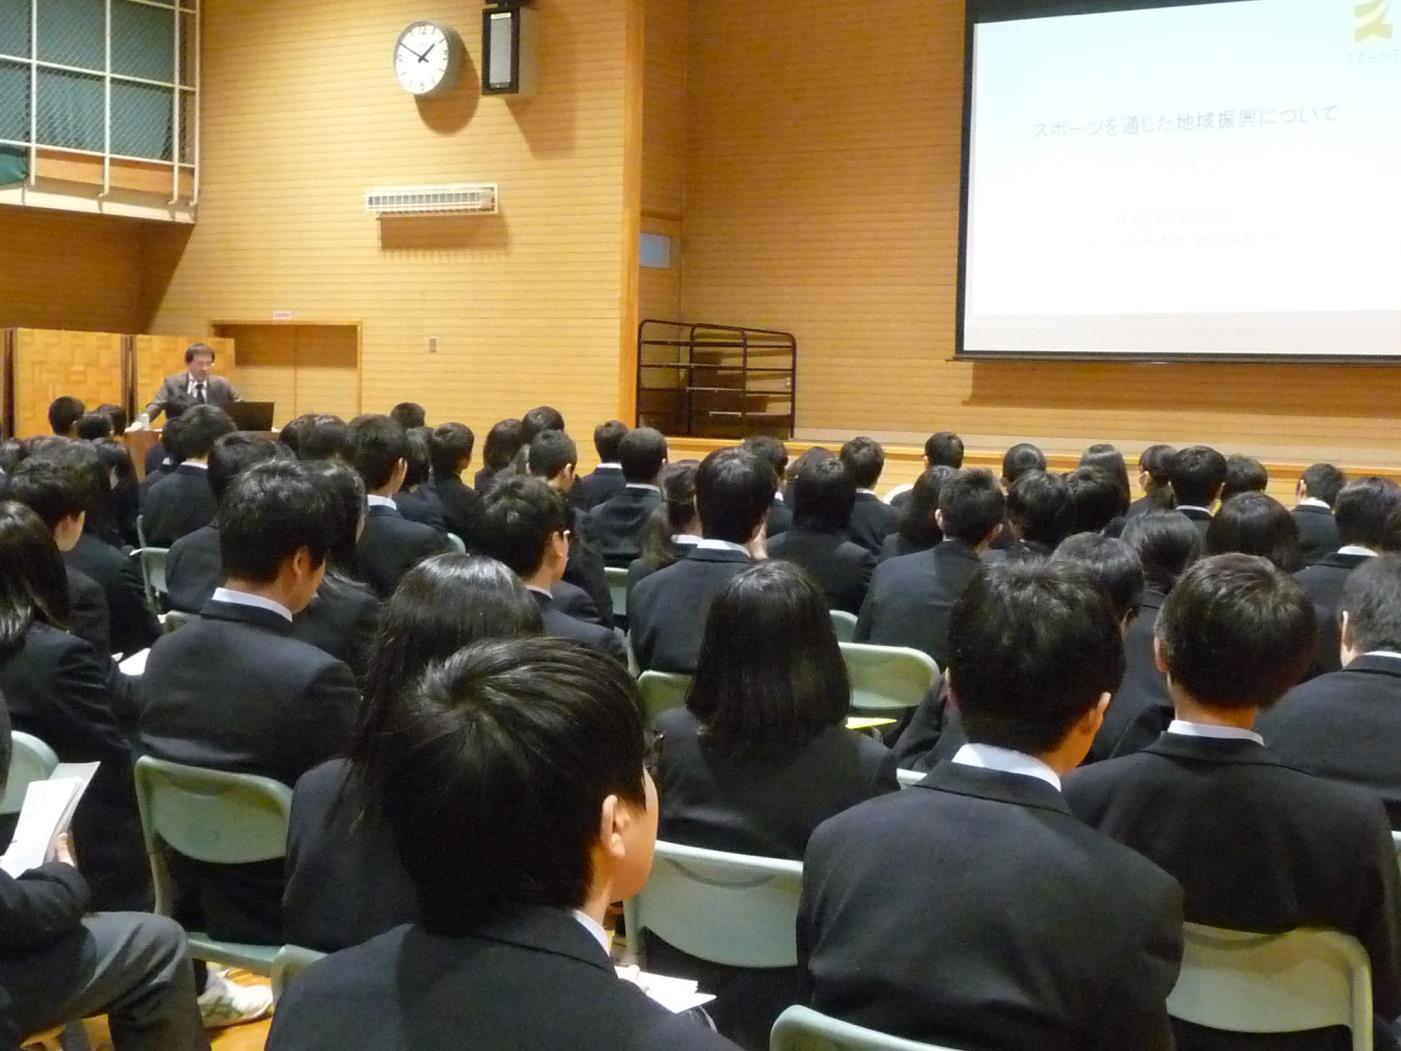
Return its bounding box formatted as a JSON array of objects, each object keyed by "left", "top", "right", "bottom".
[
  {"left": 428, "top": 421, "right": 481, "bottom": 544},
  {"left": 982, "top": 467, "right": 1070, "bottom": 566},
  {"left": 741, "top": 434, "right": 792, "bottom": 538},
  {"left": 1127, "top": 444, "right": 1177, "bottom": 520},
  {"left": 1206, "top": 491, "right": 1304, "bottom": 572},
  {"left": 1260, "top": 555, "right": 1401, "bottom": 825},
  {"left": 475, "top": 476, "right": 626, "bottom": 663},
  {"left": 854, "top": 468, "right": 1004, "bottom": 666},
  {"left": 1292, "top": 463, "right": 1346, "bottom": 565},
  {"left": 630, "top": 448, "right": 775, "bottom": 674},
  {"left": 140, "top": 405, "right": 236, "bottom": 547},
  {"left": 350, "top": 415, "right": 452, "bottom": 598},
  {"left": 627, "top": 461, "right": 702, "bottom": 592},
  {"left": 1168, "top": 444, "right": 1226, "bottom": 537},
  {"left": 391, "top": 426, "right": 447, "bottom": 532},
  {"left": 1065, "top": 554, "right": 1401, "bottom": 1051},
  {"left": 527, "top": 429, "right": 615, "bottom": 625},
  {"left": 802, "top": 561, "right": 1183, "bottom": 1050},
  {"left": 839, "top": 437, "right": 899, "bottom": 554},
  {"left": 1296, "top": 476, "right": 1401, "bottom": 675},
  {"left": 139, "top": 462, "right": 359, "bottom": 945},
  {"left": 767, "top": 457, "right": 875, "bottom": 614},
  {"left": 891, "top": 432, "right": 964, "bottom": 513},
  {"left": 284, "top": 555, "right": 542, "bottom": 953},
  {"left": 879, "top": 465, "right": 953, "bottom": 562},
  {"left": 471, "top": 417, "right": 523, "bottom": 494},
  {"left": 268, "top": 638, "right": 738, "bottom": 1051},
  {"left": 572, "top": 418, "right": 630, "bottom": 511},
  {"left": 588, "top": 427, "right": 668, "bottom": 568}
]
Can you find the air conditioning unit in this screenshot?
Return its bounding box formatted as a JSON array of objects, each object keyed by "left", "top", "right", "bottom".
[{"left": 365, "top": 183, "right": 498, "bottom": 217}]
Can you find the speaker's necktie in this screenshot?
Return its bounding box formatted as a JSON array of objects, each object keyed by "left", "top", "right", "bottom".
[{"left": 195, "top": 382, "right": 206, "bottom": 404}]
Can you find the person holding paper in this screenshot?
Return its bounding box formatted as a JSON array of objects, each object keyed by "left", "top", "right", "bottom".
[
  {"left": 267, "top": 638, "right": 738, "bottom": 1051},
  {"left": 0, "top": 706, "right": 209, "bottom": 1050}
]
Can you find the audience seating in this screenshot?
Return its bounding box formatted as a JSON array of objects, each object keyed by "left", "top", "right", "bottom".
[
  {"left": 445, "top": 533, "right": 467, "bottom": 555},
  {"left": 161, "top": 609, "right": 196, "bottom": 634},
  {"left": 271, "top": 945, "right": 327, "bottom": 1005},
  {"left": 895, "top": 768, "right": 923, "bottom": 789},
  {"left": 2, "top": 732, "right": 59, "bottom": 815},
  {"left": 829, "top": 610, "right": 858, "bottom": 643},
  {"left": 605, "top": 566, "right": 629, "bottom": 619},
  {"left": 770, "top": 1005, "right": 965, "bottom": 1051},
  {"left": 133, "top": 756, "right": 292, "bottom": 975},
  {"left": 1166, "top": 923, "right": 1373, "bottom": 1051},
  {"left": 131, "top": 547, "right": 169, "bottom": 615},
  {"left": 135, "top": 513, "right": 147, "bottom": 549},
  {"left": 839, "top": 643, "right": 940, "bottom": 714},
  {"left": 625, "top": 841, "right": 803, "bottom": 969},
  {"left": 637, "top": 670, "right": 692, "bottom": 727}
]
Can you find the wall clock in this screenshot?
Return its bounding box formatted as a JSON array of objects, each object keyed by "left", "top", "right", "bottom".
[{"left": 394, "top": 21, "right": 464, "bottom": 97}]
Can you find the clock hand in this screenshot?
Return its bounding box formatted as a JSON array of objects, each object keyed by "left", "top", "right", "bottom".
[{"left": 415, "top": 42, "right": 438, "bottom": 62}]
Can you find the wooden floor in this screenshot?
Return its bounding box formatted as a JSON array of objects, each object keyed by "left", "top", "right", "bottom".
[{"left": 69, "top": 972, "right": 272, "bottom": 1051}]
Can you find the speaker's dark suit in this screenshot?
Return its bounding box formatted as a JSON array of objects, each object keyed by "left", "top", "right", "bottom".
[
  {"left": 0, "top": 624, "right": 148, "bottom": 911},
  {"left": 1177, "top": 505, "right": 1213, "bottom": 537},
  {"left": 800, "top": 762, "right": 1184, "bottom": 1050},
  {"left": 64, "top": 534, "right": 160, "bottom": 659},
  {"left": 1293, "top": 505, "right": 1341, "bottom": 566},
  {"left": 165, "top": 523, "right": 222, "bottom": 613},
  {"left": 1088, "top": 589, "right": 1172, "bottom": 763},
  {"left": 138, "top": 597, "right": 359, "bottom": 942},
  {"left": 846, "top": 492, "right": 899, "bottom": 555},
  {"left": 587, "top": 486, "right": 662, "bottom": 568},
  {"left": 766, "top": 497, "right": 792, "bottom": 538},
  {"left": 1259, "top": 654, "right": 1401, "bottom": 826},
  {"left": 1066, "top": 733, "right": 1401, "bottom": 1051},
  {"left": 291, "top": 577, "right": 381, "bottom": 684},
  {"left": 429, "top": 475, "right": 481, "bottom": 546},
  {"left": 143, "top": 373, "right": 240, "bottom": 421},
  {"left": 527, "top": 589, "right": 626, "bottom": 665},
  {"left": 357, "top": 502, "right": 451, "bottom": 599},
  {"left": 629, "top": 547, "right": 753, "bottom": 674},
  {"left": 67, "top": 566, "right": 110, "bottom": 657},
  {"left": 139, "top": 464, "right": 217, "bottom": 547},
  {"left": 266, "top": 907, "right": 739, "bottom": 1051},
  {"left": 1296, "top": 551, "right": 1372, "bottom": 675},
  {"left": 283, "top": 759, "right": 420, "bottom": 954},
  {"left": 767, "top": 528, "right": 875, "bottom": 614},
  {"left": 854, "top": 540, "right": 982, "bottom": 667},
  {"left": 572, "top": 464, "right": 626, "bottom": 511},
  {"left": 393, "top": 487, "right": 446, "bottom": 534},
  {"left": 877, "top": 533, "right": 933, "bottom": 563}
]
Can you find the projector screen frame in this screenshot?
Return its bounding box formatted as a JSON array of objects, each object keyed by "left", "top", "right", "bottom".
[{"left": 953, "top": 0, "right": 1401, "bottom": 366}]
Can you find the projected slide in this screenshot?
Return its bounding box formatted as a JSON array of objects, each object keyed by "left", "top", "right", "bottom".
[{"left": 960, "top": 0, "right": 1401, "bottom": 359}]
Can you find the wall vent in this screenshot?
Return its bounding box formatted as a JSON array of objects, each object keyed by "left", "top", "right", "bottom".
[{"left": 365, "top": 183, "right": 498, "bottom": 217}]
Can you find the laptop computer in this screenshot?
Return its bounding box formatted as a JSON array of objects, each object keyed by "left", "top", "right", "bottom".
[{"left": 227, "top": 401, "right": 275, "bottom": 432}]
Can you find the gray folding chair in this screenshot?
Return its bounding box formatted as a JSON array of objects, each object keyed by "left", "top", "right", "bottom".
[
  {"left": 131, "top": 548, "right": 169, "bottom": 615},
  {"left": 829, "top": 610, "right": 858, "bottom": 643},
  {"left": 271, "top": 945, "right": 327, "bottom": 1004},
  {"left": 636, "top": 670, "right": 691, "bottom": 727},
  {"left": 445, "top": 533, "right": 467, "bottom": 554},
  {"left": 771, "top": 1006, "right": 968, "bottom": 1050},
  {"left": 2, "top": 732, "right": 60, "bottom": 815},
  {"left": 840, "top": 643, "right": 939, "bottom": 714},
  {"left": 605, "top": 566, "right": 629, "bottom": 620}
]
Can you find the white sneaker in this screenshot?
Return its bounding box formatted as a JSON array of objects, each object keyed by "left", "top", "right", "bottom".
[{"left": 197, "top": 969, "right": 274, "bottom": 1029}]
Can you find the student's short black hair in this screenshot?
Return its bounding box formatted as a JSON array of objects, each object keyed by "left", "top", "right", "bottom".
[
  {"left": 839, "top": 436, "right": 885, "bottom": 490},
  {"left": 389, "top": 402, "right": 427, "bottom": 430},
  {"left": 475, "top": 476, "right": 568, "bottom": 577},
  {"left": 792, "top": 457, "right": 856, "bottom": 532},
  {"left": 0, "top": 501, "right": 72, "bottom": 649},
  {"left": 1207, "top": 492, "right": 1302, "bottom": 572},
  {"left": 1341, "top": 556, "right": 1401, "bottom": 654},
  {"left": 93, "top": 439, "right": 134, "bottom": 484},
  {"left": 208, "top": 433, "right": 283, "bottom": 505},
  {"left": 430, "top": 422, "right": 476, "bottom": 481},
  {"left": 1051, "top": 534, "right": 1144, "bottom": 623},
  {"left": 949, "top": 561, "right": 1124, "bottom": 755},
  {"left": 522, "top": 406, "right": 566, "bottom": 444},
  {"left": 75, "top": 412, "right": 114, "bottom": 441},
  {"left": 1065, "top": 466, "right": 1124, "bottom": 536},
  {"left": 25, "top": 438, "right": 106, "bottom": 521},
  {"left": 1334, "top": 477, "right": 1401, "bottom": 549},
  {"left": 898, "top": 465, "right": 955, "bottom": 547},
  {"left": 1221, "top": 455, "right": 1268, "bottom": 502},
  {"left": 1006, "top": 469, "right": 1071, "bottom": 550},
  {"left": 349, "top": 415, "right": 408, "bottom": 491},
  {"left": 4, "top": 460, "right": 85, "bottom": 531},
  {"left": 593, "top": 420, "right": 629, "bottom": 463},
  {"left": 0, "top": 440, "right": 23, "bottom": 476},
  {"left": 184, "top": 342, "right": 215, "bottom": 364},
  {"left": 1300, "top": 463, "right": 1346, "bottom": 507},
  {"left": 1139, "top": 444, "right": 1178, "bottom": 487},
  {"left": 278, "top": 414, "right": 313, "bottom": 456},
  {"left": 172, "top": 404, "right": 236, "bottom": 459},
  {"left": 688, "top": 561, "right": 850, "bottom": 756},
  {"left": 482, "top": 419, "right": 524, "bottom": 472},
  {"left": 47, "top": 396, "right": 85, "bottom": 436},
  {"left": 301, "top": 459, "right": 367, "bottom": 576},
  {"left": 1079, "top": 445, "right": 1131, "bottom": 515},
  {"left": 374, "top": 637, "right": 647, "bottom": 931},
  {"left": 741, "top": 435, "right": 789, "bottom": 478},
  {"left": 695, "top": 448, "right": 776, "bottom": 544},
  {"left": 528, "top": 430, "right": 578, "bottom": 482},
  {"left": 299, "top": 415, "right": 353, "bottom": 462},
  {"left": 619, "top": 427, "right": 668, "bottom": 484},
  {"left": 1169, "top": 445, "right": 1227, "bottom": 507},
  {"left": 218, "top": 461, "right": 334, "bottom": 584},
  {"left": 1121, "top": 511, "right": 1202, "bottom": 593},
  {"left": 1157, "top": 554, "right": 1314, "bottom": 710},
  {"left": 925, "top": 431, "right": 964, "bottom": 468},
  {"left": 938, "top": 468, "right": 1006, "bottom": 545},
  {"left": 403, "top": 427, "right": 433, "bottom": 488},
  {"left": 1001, "top": 442, "right": 1046, "bottom": 485},
  {"left": 95, "top": 404, "right": 127, "bottom": 434}
]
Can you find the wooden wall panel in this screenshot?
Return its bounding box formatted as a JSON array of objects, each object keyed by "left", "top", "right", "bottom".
[
  {"left": 211, "top": 324, "right": 359, "bottom": 425},
  {"left": 133, "top": 335, "right": 237, "bottom": 418},
  {"left": 12, "top": 329, "right": 125, "bottom": 438},
  {"left": 642, "top": 0, "right": 688, "bottom": 222}
]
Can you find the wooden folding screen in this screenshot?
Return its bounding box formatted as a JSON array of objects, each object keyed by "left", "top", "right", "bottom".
[{"left": 10, "top": 329, "right": 125, "bottom": 438}]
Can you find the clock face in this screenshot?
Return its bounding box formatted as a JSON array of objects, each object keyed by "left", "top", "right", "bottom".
[{"left": 394, "top": 22, "right": 459, "bottom": 97}]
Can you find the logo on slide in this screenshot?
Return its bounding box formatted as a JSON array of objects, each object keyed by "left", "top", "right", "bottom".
[{"left": 1355, "top": 0, "right": 1393, "bottom": 41}]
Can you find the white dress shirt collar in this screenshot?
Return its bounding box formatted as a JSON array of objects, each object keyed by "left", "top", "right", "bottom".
[
  {"left": 1166, "top": 719, "right": 1264, "bottom": 746},
  {"left": 366, "top": 494, "right": 397, "bottom": 508},
  {"left": 210, "top": 587, "right": 293, "bottom": 623},
  {"left": 1338, "top": 545, "right": 1378, "bottom": 558},
  {"left": 595, "top": 462, "right": 622, "bottom": 471},
  {"left": 672, "top": 533, "right": 702, "bottom": 546},
  {"left": 855, "top": 488, "right": 879, "bottom": 498},
  {"left": 570, "top": 910, "right": 611, "bottom": 955},
  {"left": 1176, "top": 505, "right": 1212, "bottom": 515},
  {"left": 695, "top": 538, "right": 750, "bottom": 555},
  {"left": 1297, "top": 497, "right": 1331, "bottom": 510},
  {"left": 1363, "top": 651, "right": 1401, "bottom": 662},
  {"left": 626, "top": 483, "right": 661, "bottom": 494},
  {"left": 525, "top": 585, "right": 552, "bottom": 600},
  {"left": 951, "top": 743, "right": 1061, "bottom": 791},
  {"left": 180, "top": 460, "right": 208, "bottom": 470}
]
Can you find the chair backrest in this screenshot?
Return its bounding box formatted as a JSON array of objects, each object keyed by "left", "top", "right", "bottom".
[
  {"left": 895, "top": 768, "right": 924, "bottom": 789},
  {"left": 1, "top": 732, "right": 59, "bottom": 815},
  {"left": 1391, "top": 831, "right": 1400, "bottom": 877},
  {"left": 840, "top": 643, "right": 940, "bottom": 713},
  {"left": 626, "top": 840, "right": 803, "bottom": 969},
  {"left": 136, "top": 513, "right": 147, "bottom": 549},
  {"left": 271, "top": 944, "right": 327, "bottom": 1004},
  {"left": 445, "top": 532, "right": 467, "bottom": 554},
  {"left": 636, "top": 670, "right": 691, "bottom": 727},
  {"left": 132, "top": 547, "right": 170, "bottom": 612},
  {"left": 770, "top": 1005, "right": 965, "bottom": 1050},
  {"left": 605, "top": 565, "right": 629, "bottom": 620},
  {"left": 162, "top": 609, "right": 196, "bottom": 634},
  {"left": 1166, "top": 923, "right": 1372, "bottom": 1050},
  {"left": 133, "top": 756, "right": 294, "bottom": 917},
  {"left": 830, "top": 609, "right": 858, "bottom": 643}
]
